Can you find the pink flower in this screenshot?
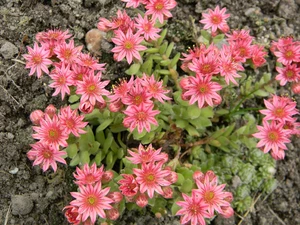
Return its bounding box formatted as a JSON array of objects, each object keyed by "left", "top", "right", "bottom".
[
  {"left": 140, "top": 74, "right": 171, "bottom": 102},
  {"left": 36, "top": 29, "right": 72, "bottom": 43},
  {"left": 253, "top": 120, "right": 291, "bottom": 153},
  {"left": 73, "top": 163, "right": 104, "bottom": 186},
  {"left": 23, "top": 42, "right": 52, "bottom": 78},
  {"left": 259, "top": 96, "right": 298, "bottom": 123},
  {"left": 135, "top": 14, "right": 161, "bottom": 41},
  {"left": 70, "top": 182, "right": 113, "bottom": 223},
  {"left": 145, "top": 0, "right": 177, "bottom": 24},
  {"left": 49, "top": 63, "right": 74, "bottom": 100},
  {"left": 218, "top": 49, "right": 244, "bottom": 85},
  {"left": 76, "top": 53, "right": 106, "bottom": 71},
  {"left": 195, "top": 177, "right": 231, "bottom": 217},
  {"left": 127, "top": 144, "right": 166, "bottom": 164},
  {"left": 122, "top": 0, "right": 142, "bottom": 8},
  {"left": 76, "top": 72, "right": 110, "bottom": 106},
  {"left": 59, "top": 106, "right": 88, "bottom": 137},
  {"left": 28, "top": 142, "right": 66, "bottom": 172},
  {"left": 123, "top": 104, "right": 160, "bottom": 133},
  {"left": 292, "top": 81, "right": 300, "bottom": 94},
  {"left": 274, "top": 44, "right": 300, "bottom": 65},
  {"left": 111, "top": 29, "right": 147, "bottom": 64},
  {"left": 176, "top": 190, "right": 211, "bottom": 225},
  {"left": 110, "top": 10, "right": 135, "bottom": 32},
  {"left": 133, "top": 161, "right": 171, "bottom": 198},
  {"left": 71, "top": 64, "right": 91, "bottom": 85},
  {"left": 226, "top": 29, "right": 253, "bottom": 44},
  {"left": 188, "top": 52, "right": 220, "bottom": 77},
  {"left": 200, "top": 6, "right": 230, "bottom": 33},
  {"left": 276, "top": 64, "right": 300, "bottom": 86},
  {"left": 64, "top": 205, "right": 81, "bottom": 225},
  {"left": 30, "top": 110, "right": 44, "bottom": 125},
  {"left": 251, "top": 45, "right": 267, "bottom": 68},
  {"left": 32, "top": 114, "right": 68, "bottom": 148},
  {"left": 54, "top": 40, "right": 83, "bottom": 65},
  {"left": 110, "top": 76, "right": 134, "bottom": 103},
  {"left": 118, "top": 174, "right": 139, "bottom": 197},
  {"left": 182, "top": 74, "right": 222, "bottom": 108}
]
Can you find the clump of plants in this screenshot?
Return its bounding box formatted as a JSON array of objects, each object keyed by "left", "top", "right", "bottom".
[{"left": 23, "top": 1, "right": 300, "bottom": 224}]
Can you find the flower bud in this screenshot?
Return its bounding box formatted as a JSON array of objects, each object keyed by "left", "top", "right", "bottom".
[
  {"left": 125, "top": 195, "right": 135, "bottom": 202},
  {"left": 165, "top": 171, "right": 178, "bottom": 184},
  {"left": 292, "top": 82, "right": 300, "bottom": 94},
  {"left": 220, "top": 206, "right": 234, "bottom": 218},
  {"left": 162, "top": 186, "right": 173, "bottom": 199},
  {"left": 193, "top": 170, "right": 204, "bottom": 181},
  {"left": 136, "top": 193, "right": 148, "bottom": 208},
  {"left": 79, "top": 101, "right": 94, "bottom": 114},
  {"left": 102, "top": 170, "right": 114, "bottom": 183},
  {"left": 106, "top": 208, "right": 120, "bottom": 220},
  {"left": 179, "top": 77, "right": 190, "bottom": 90},
  {"left": 30, "top": 110, "right": 44, "bottom": 125},
  {"left": 107, "top": 192, "right": 123, "bottom": 203},
  {"left": 108, "top": 100, "right": 123, "bottom": 112},
  {"left": 45, "top": 104, "right": 57, "bottom": 118},
  {"left": 95, "top": 100, "right": 106, "bottom": 110},
  {"left": 63, "top": 205, "right": 80, "bottom": 225}
]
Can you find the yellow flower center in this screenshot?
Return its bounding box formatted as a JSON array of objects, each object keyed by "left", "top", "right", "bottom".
[
  {"left": 155, "top": 1, "right": 164, "bottom": 10},
  {"left": 143, "top": 23, "right": 151, "bottom": 32},
  {"left": 198, "top": 84, "right": 209, "bottom": 94},
  {"left": 87, "top": 195, "right": 96, "bottom": 205},
  {"left": 64, "top": 49, "right": 72, "bottom": 60},
  {"left": 48, "top": 129, "right": 58, "bottom": 140},
  {"left": 66, "top": 119, "right": 75, "bottom": 129},
  {"left": 274, "top": 108, "right": 284, "bottom": 118},
  {"left": 145, "top": 173, "right": 155, "bottom": 182},
  {"left": 202, "top": 64, "right": 212, "bottom": 73},
  {"left": 124, "top": 41, "right": 133, "bottom": 50},
  {"left": 285, "top": 50, "right": 293, "bottom": 59},
  {"left": 33, "top": 55, "right": 42, "bottom": 64},
  {"left": 211, "top": 15, "right": 221, "bottom": 24},
  {"left": 88, "top": 84, "right": 96, "bottom": 92},
  {"left": 268, "top": 131, "right": 279, "bottom": 141},
  {"left": 286, "top": 70, "right": 294, "bottom": 78},
  {"left": 204, "top": 191, "right": 215, "bottom": 203},
  {"left": 42, "top": 149, "right": 52, "bottom": 159}
]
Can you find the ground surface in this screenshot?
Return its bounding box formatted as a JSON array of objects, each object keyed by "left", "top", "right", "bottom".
[{"left": 0, "top": 0, "right": 300, "bottom": 224}]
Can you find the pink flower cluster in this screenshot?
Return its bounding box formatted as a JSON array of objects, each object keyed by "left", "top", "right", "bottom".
[
  {"left": 118, "top": 144, "right": 177, "bottom": 207},
  {"left": 176, "top": 170, "right": 233, "bottom": 225},
  {"left": 23, "top": 29, "right": 110, "bottom": 113},
  {"left": 253, "top": 95, "right": 300, "bottom": 160},
  {"left": 65, "top": 163, "right": 122, "bottom": 224},
  {"left": 271, "top": 37, "right": 300, "bottom": 92},
  {"left": 27, "top": 105, "right": 87, "bottom": 172},
  {"left": 109, "top": 74, "right": 171, "bottom": 133},
  {"left": 97, "top": 0, "right": 176, "bottom": 64}
]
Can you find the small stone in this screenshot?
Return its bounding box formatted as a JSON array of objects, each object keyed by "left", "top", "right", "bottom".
[
  {"left": 7, "top": 132, "right": 14, "bottom": 139},
  {"left": 244, "top": 8, "right": 256, "bottom": 17},
  {"left": 11, "top": 195, "right": 34, "bottom": 215},
  {"left": 278, "top": 0, "right": 298, "bottom": 19},
  {"left": 0, "top": 41, "right": 18, "bottom": 59}
]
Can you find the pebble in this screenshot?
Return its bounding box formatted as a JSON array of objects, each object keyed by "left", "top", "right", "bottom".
[
  {"left": 0, "top": 41, "right": 18, "bottom": 59},
  {"left": 11, "top": 195, "right": 34, "bottom": 215},
  {"left": 278, "top": 0, "right": 298, "bottom": 19}
]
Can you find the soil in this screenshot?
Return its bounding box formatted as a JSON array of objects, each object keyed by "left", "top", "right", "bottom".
[{"left": 0, "top": 0, "right": 299, "bottom": 225}]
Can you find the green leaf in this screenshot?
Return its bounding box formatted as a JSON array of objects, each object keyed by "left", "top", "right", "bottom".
[
  {"left": 96, "top": 119, "right": 113, "bottom": 131},
  {"left": 209, "top": 139, "right": 221, "bottom": 147},
  {"left": 212, "top": 34, "right": 225, "bottom": 44},
  {"left": 69, "top": 154, "right": 80, "bottom": 166},
  {"left": 198, "top": 116, "right": 212, "bottom": 127},
  {"left": 216, "top": 109, "right": 229, "bottom": 115},
  {"left": 157, "top": 28, "right": 167, "bottom": 46},
  {"left": 175, "top": 119, "right": 188, "bottom": 129},
  {"left": 165, "top": 42, "right": 174, "bottom": 58},
  {"left": 187, "top": 105, "right": 201, "bottom": 119},
  {"left": 159, "top": 41, "right": 168, "bottom": 55},
  {"left": 186, "top": 125, "right": 200, "bottom": 137},
  {"left": 179, "top": 179, "right": 193, "bottom": 193},
  {"left": 95, "top": 129, "right": 105, "bottom": 144},
  {"left": 88, "top": 141, "right": 100, "bottom": 155},
  {"left": 171, "top": 201, "right": 181, "bottom": 216},
  {"left": 94, "top": 151, "right": 104, "bottom": 165},
  {"left": 201, "top": 29, "right": 211, "bottom": 41},
  {"left": 79, "top": 150, "right": 90, "bottom": 165},
  {"left": 141, "top": 58, "right": 153, "bottom": 74},
  {"left": 105, "top": 151, "right": 114, "bottom": 169},
  {"left": 145, "top": 48, "right": 159, "bottom": 53},
  {"left": 200, "top": 106, "right": 214, "bottom": 118},
  {"left": 157, "top": 69, "right": 171, "bottom": 75},
  {"left": 65, "top": 143, "right": 78, "bottom": 158},
  {"left": 125, "top": 63, "right": 141, "bottom": 75},
  {"left": 68, "top": 94, "right": 80, "bottom": 103},
  {"left": 160, "top": 59, "right": 171, "bottom": 66},
  {"left": 170, "top": 52, "right": 180, "bottom": 68},
  {"left": 103, "top": 132, "right": 113, "bottom": 153},
  {"left": 254, "top": 89, "right": 269, "bottom": 97}
]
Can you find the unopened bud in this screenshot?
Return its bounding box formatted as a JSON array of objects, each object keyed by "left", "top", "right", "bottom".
[
  {"left": 107, "top": 192, "right": 123, "bottom": 203},
  {"left": 162, "top": 186, "right": 173, "bottom": 199},
  {"left": 79, "top": 101, "right": 94, "bottom": 114},
  {"left": 165, "top": 171, "right": 178, "bottom": 184},
  {"left": 136, "top": 193, "right": 148, "bottom": 208},
  {"left": 106, "top": 208, "right": 120, "bottom": 220},
  {"left": 30, "top": 110, "right": 44, "bottom": 125},
  {"left": 102, "top": 170, "right": 114, "bottom": 183},
  {"left": 193, "top": 170, "right": 204, "bottom": 181},
  {"left": 292, "top": 82, "right": 300, "bottom": 94},
  {"left": 108, "top": 100, "right": 123, "bottom": 112},
  {"left": 179, "top": 77, "right": 190, "bottom": 90},
  {"left": 95, "top": 101, "right": 106, "bottom": 110},
  {"left": 45, "top": 104, "right": 57, "bottom": 118}
]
